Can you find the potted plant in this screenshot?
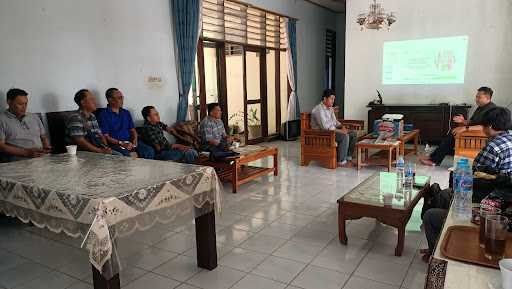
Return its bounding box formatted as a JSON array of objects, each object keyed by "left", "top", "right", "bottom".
[
  {"left": 228, "top": 112, "right": 243, "bottom": 136},
  {"left": 248, "top": 107, "right": 261, "bottom": 139}
]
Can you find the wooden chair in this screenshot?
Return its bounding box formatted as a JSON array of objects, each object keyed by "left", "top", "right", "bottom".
[
  {"left": 454, "top": 130, "right": 488, "bottom": 159},
  {"left": 300, "top": 112, "right": 365, "bottom": 169}
]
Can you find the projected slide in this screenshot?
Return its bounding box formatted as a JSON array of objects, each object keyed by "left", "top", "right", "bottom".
[{"left": 382, "top": 36, "right": 468, "bottom": 85}]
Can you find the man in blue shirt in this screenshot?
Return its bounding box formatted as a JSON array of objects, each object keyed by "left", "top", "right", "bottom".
[{"left": 97, "top": 88, "right": 154, "bottom": 159}]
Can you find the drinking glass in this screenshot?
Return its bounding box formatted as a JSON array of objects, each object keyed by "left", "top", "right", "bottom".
[
  {"left": 479, "top": 206, "right": 501, "bottom": 248},
  {"left": 485, "top": 215, "right": 509, "bottom": 261}
]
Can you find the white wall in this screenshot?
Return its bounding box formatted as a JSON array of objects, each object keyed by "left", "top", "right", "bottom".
[
  {"left": 0, "top": 0, "right": 338, "bottom": 124},
  {"left": 0, "top": 0, "right": 179, "bottom": 125},
  {"left": 345, "top": 0, "right": 512, "bottom": 122}
]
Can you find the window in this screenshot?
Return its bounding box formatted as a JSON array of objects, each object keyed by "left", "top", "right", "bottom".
[
  {"left": 192, "top": 0, "right": 291, "bottom": 143},
  {"left": 202, "top": 0, "right": 287, "bottom": 49}
]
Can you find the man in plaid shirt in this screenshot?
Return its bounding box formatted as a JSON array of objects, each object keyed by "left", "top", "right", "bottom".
[
  {"left": 199, "top": 103, "right": 232, "bottom": 152},
  {"left": 473, "top": 107, "right": 512, "bottom": 201},
  {"left": 474, "top": 107, "right": 512, "bottom": 175},
  {"left": 139, "top": 106, "right": 197, "bottom": 163},
  {"left": 66, "top": 89, "right": 121, "bottom": 155}
]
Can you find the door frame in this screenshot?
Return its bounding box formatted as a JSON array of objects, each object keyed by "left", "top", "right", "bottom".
[{"left": 196, "top": 38, "right": 287, "bottom": 143}]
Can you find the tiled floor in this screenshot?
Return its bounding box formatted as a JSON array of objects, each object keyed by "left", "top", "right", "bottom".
[{"left": 0, "top": 140, "right": 451, "bottom": 289}]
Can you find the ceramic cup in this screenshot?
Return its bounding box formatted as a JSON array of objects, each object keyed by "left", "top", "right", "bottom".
[
  {"left": 233, "top": 142, "right": 240, "bottom": 149},
  {"left": 66, "top": 145, "right": 77, "bottom": 155},
  {"left": 499, "top": 259, "right": 512, "bottom": 289}
]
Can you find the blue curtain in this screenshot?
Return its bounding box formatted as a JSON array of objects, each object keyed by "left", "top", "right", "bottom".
[
  {"left": 287, "top": 19, "right": 300, "bottom": 120},
  {"left": 172, "top": 0, "right": 201, "bottom": 122}
]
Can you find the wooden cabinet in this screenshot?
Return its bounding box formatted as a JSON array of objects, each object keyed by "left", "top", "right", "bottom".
[{"left": 367, "top": 104, "right": 471, "bottom": 144}]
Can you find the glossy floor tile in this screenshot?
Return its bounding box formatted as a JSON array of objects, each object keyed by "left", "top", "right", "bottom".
[{"left": 0, "top": 141, "right": 448, "bottom": 289}]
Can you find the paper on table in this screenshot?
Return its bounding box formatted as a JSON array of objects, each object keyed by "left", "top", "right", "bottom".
[
  {"left": 415, "top": 176, "right": 429, "bottom": 187},
  {"left": 379, "top": 172, "right": 397, "bottom": 194}
]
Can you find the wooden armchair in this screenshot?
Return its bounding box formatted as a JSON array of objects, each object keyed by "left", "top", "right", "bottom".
[
  {"left": 454, "top": 130, "right": 488, "bottom": 159},
  {"left": 300, "top": 112, "right": 365, "bottom": 169}
]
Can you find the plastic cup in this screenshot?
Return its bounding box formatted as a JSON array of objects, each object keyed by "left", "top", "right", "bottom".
[
  {"left": 382, "top": 193, "right": 393, "bottom": 205},
  {"left": 66, "top": 145, "right": 77, "bottom": 155},
  {"left": 499, "top": 259, "right": 512, "bottom": 289}
]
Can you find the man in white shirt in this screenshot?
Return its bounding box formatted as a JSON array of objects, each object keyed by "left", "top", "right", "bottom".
[{"left": 311, "top": 89, "right": 357, "bottom": 167}]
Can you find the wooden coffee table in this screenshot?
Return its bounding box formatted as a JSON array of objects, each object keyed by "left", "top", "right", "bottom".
[
  {"left": 399, "top": 129, "right": 420, "bottom": 156},
  {"left": 337, "top": 172, "right": 430, "bottom": 256},
  {"left": 198, "top": 145, "right": 278, "bottom": 193},
  {"left": 356, "top": 140, "right": 400, "bottom": 171},
  {"left": 361, "top": 130, "right": 421, "bottom": 156}
]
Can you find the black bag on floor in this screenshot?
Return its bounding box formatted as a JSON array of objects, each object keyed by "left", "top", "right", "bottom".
[{"left": 421, "top": 183, "right": 453, "bottom": 220}]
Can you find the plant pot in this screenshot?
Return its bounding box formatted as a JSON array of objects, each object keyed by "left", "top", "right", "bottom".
[{"left": 248, "top": 125, "right": 261, "bottom": 139}]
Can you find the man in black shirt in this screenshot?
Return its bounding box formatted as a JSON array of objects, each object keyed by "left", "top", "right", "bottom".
[{"left": 420, "top": 87, "right": 496, "bottom": 166}]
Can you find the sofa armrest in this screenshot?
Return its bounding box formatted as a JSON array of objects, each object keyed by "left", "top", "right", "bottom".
[
  {"left": 302, "top": 129, "right": 336, "bottom": 147},
  {"left": 339, "top": 119, "right": 365, "bottom": 131}
]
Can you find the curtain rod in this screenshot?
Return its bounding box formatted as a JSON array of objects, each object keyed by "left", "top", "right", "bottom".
[{"left": 226, "top": 0, "right": 299, "bottom": 21}]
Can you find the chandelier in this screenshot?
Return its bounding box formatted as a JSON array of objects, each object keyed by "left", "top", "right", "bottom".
[{"left": 357, "top": 0, "right": 396, "bottom": 31}]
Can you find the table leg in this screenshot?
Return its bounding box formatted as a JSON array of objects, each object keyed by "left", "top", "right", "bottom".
[
  {"left": 357, "top": 146, "right": 361, "bottom": 171},
  {"left": 388, "top": 148, "right": 392, "bottom": 172},
  {"left": 414, "top": 134, "right": 419, "bottom": 155},
  {"left": 400, "top": 141, "right": 405, "bottom": 156},
  {"left": 338, "top": 204, "right": 348, "bottom": 245},
  {"left": 273, "top": 151, "right": 279, "bottom": 176},
  {"left": 395, "top": 224, "right": 405, "bottom": 257},
  {"left": 195, "top": 209, "right": 218, "bottom": 270},
  {"left": 92, "top": 265, "right": 120, "bottom": 289},
  {"left": 396, "top": 146, "right": 399, "bottom": 162},
  {"left": 232, "top": 161, "right": 239, "bottom": 194}
]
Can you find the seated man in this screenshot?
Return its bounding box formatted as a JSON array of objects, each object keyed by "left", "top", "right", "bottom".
[
  {"left": 472, "top": 106, "right": 512, "bottom": 202},
  {"left": 311, "top": 89, "right": 357, "bottom": 167},
  {"left": 66, "top": 89, "right": 121, "bottom": 155},
  {"left": 421, "top": 107, "right": 512, "bottom": 262},
  {"left": 139, "top": 106, "right": 198, "bottom": 163},
  {"left": 97, "top": 88, "right": 154, "bottom": 159},
  {"left": 0, "top": 88, "right": 51, "bottom": 162},
  {"left": 421, "top": 87, "right": 496, "bottom": 166},
  {"left": 199, "top": 103, "right": 233, "bottom": 153}
]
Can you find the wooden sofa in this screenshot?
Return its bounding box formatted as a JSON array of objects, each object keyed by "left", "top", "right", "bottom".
[
  {"left": 454, "top": 130, "right": 488, "bottom": 159},
  {"left": 300, "top": 112, "right": 365, "bottom": 169}
]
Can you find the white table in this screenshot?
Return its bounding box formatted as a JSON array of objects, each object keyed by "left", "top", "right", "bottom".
[
  {"left": 0, "top": 152, "right": 223, "bottom": 289},
  {"left": 428, "top": 203, "right": 500, "bottom": 289}
]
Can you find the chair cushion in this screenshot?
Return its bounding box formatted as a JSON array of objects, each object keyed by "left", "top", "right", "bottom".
[{"left": 168, "top": 121, "right": 201, "bottom": 150}]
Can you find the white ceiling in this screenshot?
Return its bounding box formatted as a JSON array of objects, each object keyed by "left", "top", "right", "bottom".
[{"left": 306, "top": 0, "right": 345, "bottom": 13}]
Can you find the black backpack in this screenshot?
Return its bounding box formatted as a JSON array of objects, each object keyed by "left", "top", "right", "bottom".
[{"left": 421, "top": 183, "right": 453, "bottom": 220}]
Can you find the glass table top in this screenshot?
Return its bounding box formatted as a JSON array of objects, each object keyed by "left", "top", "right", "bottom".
[{"left": 342, "top": 172, "right": 430, "bottom": 210}]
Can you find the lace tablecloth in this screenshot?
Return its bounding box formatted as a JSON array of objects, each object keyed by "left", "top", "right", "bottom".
[{"left": 0, "top": 152, "right": 222, "bottom": 276}]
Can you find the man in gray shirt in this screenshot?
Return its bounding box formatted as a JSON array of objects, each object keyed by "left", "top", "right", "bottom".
[
  {"left": 311, "top": 89, "right": 357, "bottom": 167},
  {"left": 0, "top": 88, "right": 51, "bottom": 162}
]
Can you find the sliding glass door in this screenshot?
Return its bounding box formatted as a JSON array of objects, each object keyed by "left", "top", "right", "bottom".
[{"left": 193, "top": 39, "right": 288, "bottom": 144}]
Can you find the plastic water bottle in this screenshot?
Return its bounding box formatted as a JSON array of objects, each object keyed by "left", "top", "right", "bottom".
[
  {"left": 453, "top": 158, "right": 473, "bottom": 221},
  {"left": 404, "top": 163, "right": 414, "bottom": 193},
  {"left": 396, "top": 156, "right": 405, "bottom": 192}
]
